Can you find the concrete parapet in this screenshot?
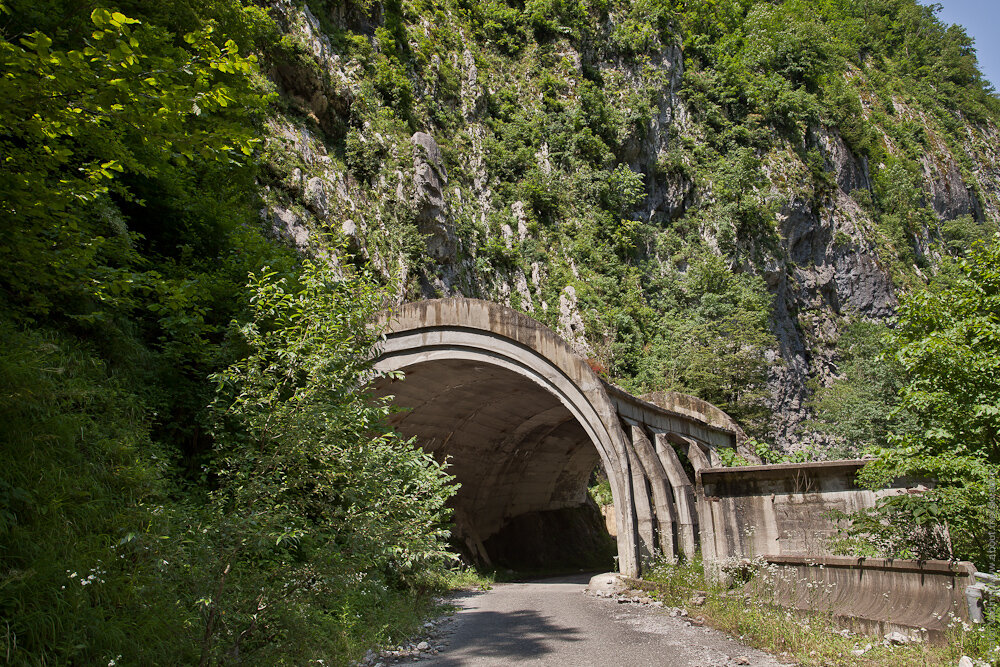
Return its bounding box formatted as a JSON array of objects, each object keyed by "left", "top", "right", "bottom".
[
  {"left": 697, "top": 460, "right": 913, "bottom": 565},
  {"left": 748, "top": 555, "right": 977, "bottom": 643}
]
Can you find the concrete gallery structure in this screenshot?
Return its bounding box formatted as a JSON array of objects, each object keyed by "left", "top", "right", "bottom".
[{"left": 372, "top": 299, "right": 983, "bottom": 637}]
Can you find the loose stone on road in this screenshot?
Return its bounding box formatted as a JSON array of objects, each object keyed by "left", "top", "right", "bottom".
[{"left": 416, "top": 574, "right": 791, "bottom": 666}]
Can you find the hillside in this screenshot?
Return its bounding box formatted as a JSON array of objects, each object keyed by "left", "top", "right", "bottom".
[{"left": 256, "top": 0, "right": 1000, "bottom": 448}]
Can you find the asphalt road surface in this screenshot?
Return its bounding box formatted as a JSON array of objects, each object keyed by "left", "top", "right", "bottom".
[{"left": 420, "top": 574, "right": 792, "bottom": 667}]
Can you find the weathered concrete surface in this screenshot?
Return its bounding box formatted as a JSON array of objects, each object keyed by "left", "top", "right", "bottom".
[
  {"left": 749, "top": 556, "right": 977, "bottom": 643},
  {"left": 606, "top": 384, "right": 744, "bottom": 457},
  {"left": 420, "top": 574, "right": 791, "bottom": 666},
  {"left": 374, "top": 298, "right": 745, "bottom": 576},
  {"left": 697, "top": 460, "right": 913, "bottom": 567}
]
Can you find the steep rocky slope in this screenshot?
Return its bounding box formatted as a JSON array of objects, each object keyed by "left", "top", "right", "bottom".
[{"left": 258, "top": 0, "right": 1000, "bottom": 448}]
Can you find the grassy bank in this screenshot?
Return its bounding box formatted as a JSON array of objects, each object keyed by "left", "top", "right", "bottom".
[
  {"left": 642, "top": 559, "right": 998, "bottom": 666},
  {"left": 335, "top": 568, "right": 492, "bottom": 665}
]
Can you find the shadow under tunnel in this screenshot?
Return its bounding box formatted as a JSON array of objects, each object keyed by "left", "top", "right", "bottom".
[{"left": 373, "top": 359, "right": 617, "bottom": 572}]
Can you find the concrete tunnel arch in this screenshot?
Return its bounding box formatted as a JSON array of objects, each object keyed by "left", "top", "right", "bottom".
[{"left": 372, "top": 298, "right": 643, "bottom": 576}]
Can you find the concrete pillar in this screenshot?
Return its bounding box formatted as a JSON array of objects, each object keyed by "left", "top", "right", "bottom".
[
  {"left": 612, "top": 464, "right": 641, "bottom": 577},
  {"left": 687, "top": 440, "right": 712, "bottom": 472},
  {"left": 628, "top": 424, "right": 678, "bottom": 561},
  {"left": 623, "top": 431, "right": 657, "bottom": 569},
  {"left": 654, "top": 432, "right": 698, "bottom": 562},
  {"left": 684, "top": 437, "right": 720, "bottom": 569}
]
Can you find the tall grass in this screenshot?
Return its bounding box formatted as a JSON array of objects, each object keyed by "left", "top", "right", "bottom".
[{"left": 0, "top": 319, "right": 186, "bottom": 663}]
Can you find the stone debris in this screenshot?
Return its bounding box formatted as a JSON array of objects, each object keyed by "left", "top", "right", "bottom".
[
  {"left": 586, "top": 574, "right": 669, "bottom": 608},
  {"left": 883, "top": 630, "right": 912, "bottom": 645},
  {"left": 734, "top": 657, "right": 750, "bottom": 665},
  {"left": 585, "top": 572, "right": 628, "bottom": 597},
  {"left": 353, "top": 602, "right": 455, "bottom": 666},
  {"left": 611, "top": 591, "right": 664, "bottom": 607},
  {"left": 851, "top": 643, "right": 872, "bottom": 657}
]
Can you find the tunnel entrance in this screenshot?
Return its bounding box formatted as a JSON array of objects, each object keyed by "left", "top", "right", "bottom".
[
  {"left": 373, "top": 298, "right": 750, "bottom": 577},
  {"left": 373, "top": 358, "right": 616, "bottom": 571}
]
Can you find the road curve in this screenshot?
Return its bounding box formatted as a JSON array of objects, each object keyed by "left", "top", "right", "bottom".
[{"left": 422, "top": 574, "right": 791, "bottom": 667}]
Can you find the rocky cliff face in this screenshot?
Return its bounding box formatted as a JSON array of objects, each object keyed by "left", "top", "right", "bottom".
[{"left": 257, "top": 0, "right": 1000, "bottom": 449}]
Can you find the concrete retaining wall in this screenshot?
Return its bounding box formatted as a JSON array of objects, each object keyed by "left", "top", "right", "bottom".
[
  {"left": 697, "top": 460, "right": 914, "bottom": 566},
  {"left": 748, "top": 555, "right": 977, "bottom": 643}
]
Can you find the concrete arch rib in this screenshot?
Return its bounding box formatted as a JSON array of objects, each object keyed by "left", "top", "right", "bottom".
[{"left": 374, "top": 298, "right": 640, "bottom": 576}]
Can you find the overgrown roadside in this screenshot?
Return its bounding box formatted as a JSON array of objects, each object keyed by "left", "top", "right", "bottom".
[
  {"left": 352, "top": 569, "right": 493, "bottom": 666},
  {"left": 638, "top": 559, "right": 997, "bottom": 666}
]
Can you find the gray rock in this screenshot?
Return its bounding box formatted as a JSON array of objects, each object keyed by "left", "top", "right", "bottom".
[
  {"left": 271, "top": 206, "right": 310, "bottom": 251},
  {"left": 817, "top": 127, "right": 871, "bottom": 195},
  {"left": 410, "top": 132, "right": 455, "bottom": 261},
  {"left": 304, "top": 177, "right": 329, "bottom": 218},
  {"left": 585, "top": 572, "right": 628, "bottom": 597},
  {"left": 884, "top": 630, "right": 912, "bottom": 644},
  {"left": 558, "top": 286, "right": 591, "bottom": 357}
]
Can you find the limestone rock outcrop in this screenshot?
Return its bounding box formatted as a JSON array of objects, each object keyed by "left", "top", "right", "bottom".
[
  {"left": 411, "top": 131, "right": 455, "bottom": 262},
  {"left": 254, "top": 1, "right": 1000, "bottom": 451}
]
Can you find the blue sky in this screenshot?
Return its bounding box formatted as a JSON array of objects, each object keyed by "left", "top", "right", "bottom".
[{"left": 935, "top": 0, "right": 1000, "bottom": 90}]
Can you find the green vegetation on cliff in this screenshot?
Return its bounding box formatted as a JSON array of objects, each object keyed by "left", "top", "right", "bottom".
[
  {"left": 256, "top": 0, "right": 1000, "bottom": 441},
  {"left": 822, "top": 237, "right": 1000, "bottom": 567},
  {"left": 2, "top": 0, "right": 1000, "bottom": 662}
]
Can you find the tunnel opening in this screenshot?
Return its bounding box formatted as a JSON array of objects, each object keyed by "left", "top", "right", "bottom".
[{"left": 373, "top": 358, "right": 617, "bottom": 573}]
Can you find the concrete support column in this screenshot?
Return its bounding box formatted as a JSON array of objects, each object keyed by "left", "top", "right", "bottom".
[
  {"left": 686, "top": 440, "right": 712, "bottom": 472},
  {"left": 654, "top": 433, "right": 698, "bottom": 561},
  {"left": 612, "top": 462, "right": 641, "bottom": 577},
  {"left": 623, "top": 430, "right": 657, "bottom": 569},
  {"left": 684, "top": 437, "right": 720, "bottom": 569},
  {"left": 628, "top": 424, "right": 678, "bottom": 561}
]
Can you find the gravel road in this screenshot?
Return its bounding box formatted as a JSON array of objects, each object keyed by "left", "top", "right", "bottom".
[{"left": 414, "top": 574, "right": 793, "bottom": 667}]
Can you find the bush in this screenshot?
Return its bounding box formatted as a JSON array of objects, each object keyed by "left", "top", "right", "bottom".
[
  {"left": 198, "top": 259, "right": 458, "bottom": 662},
  {"left": 839, "top": 236, "right": 1000, "bottom": 567}
]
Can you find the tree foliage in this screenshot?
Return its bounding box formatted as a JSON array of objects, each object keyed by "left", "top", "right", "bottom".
[
  {"left": 196, "top": 260, "right": 456, "bottom": 663},
  {"left": 0, "top": 5, "right": 459, "bottom": 663},
  {"left": 806, "top": 319, "right": 919, "bottom": 455},
  {"left": 630, "top": 251, "right": 777, "bottom": 436},
  {"left": 0, "top": 7, "right": 265, "bottom": 317},
  {"left": 834, "top": 236, "right": 1000, "bottom": 566}
]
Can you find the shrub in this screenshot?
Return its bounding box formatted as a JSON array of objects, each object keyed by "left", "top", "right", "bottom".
[{"left": 199, "top": 259, "right": 458, "bottom": 662}]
